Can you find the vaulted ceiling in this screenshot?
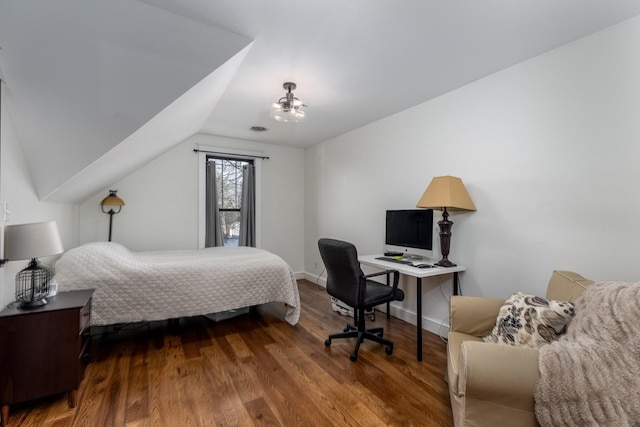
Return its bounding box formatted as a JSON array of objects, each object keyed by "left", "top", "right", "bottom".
[{"left": 2, "top": 0, "right": 640, "bottom": 203}]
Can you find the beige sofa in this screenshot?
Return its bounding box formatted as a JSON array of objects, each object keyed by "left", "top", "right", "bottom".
[{"left": 446, "top": 270, "right": 594, "bottom": 427}]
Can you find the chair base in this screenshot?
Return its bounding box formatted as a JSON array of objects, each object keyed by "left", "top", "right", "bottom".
[{"left": 325, "top": 319, "right": 394, "bottom": 361}]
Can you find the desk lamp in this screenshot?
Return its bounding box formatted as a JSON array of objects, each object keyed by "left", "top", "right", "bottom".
[
  {"left": 100, "top": 190, "right": 125, "bottom": 242},
  {"left": 416, "top": 176, "right": 476, "bottom": 267},
  {"left": 3, "top": 221, "right": 64, "bottom": 308}
]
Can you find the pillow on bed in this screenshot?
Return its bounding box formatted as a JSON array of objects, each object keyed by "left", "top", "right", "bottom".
[{"left": 482, "top": 292, "right": 575, "bottom": 348}]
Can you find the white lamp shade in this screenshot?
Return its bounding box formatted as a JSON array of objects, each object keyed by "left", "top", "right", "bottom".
[{"left": 3, "top": 221, "right": 64, "bottom": 261}]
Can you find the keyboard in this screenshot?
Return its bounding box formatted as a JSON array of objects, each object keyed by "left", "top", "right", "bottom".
[
  {"left": 375, "top": 256, "right": 413, "bottom": 265},
  {"left": 374, "top": 257, "right": 436, "bottom": 269}
]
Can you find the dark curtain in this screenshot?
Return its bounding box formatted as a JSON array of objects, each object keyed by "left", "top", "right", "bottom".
[{"left": 238, "top": 164, "right": 255, "bottom": 247}]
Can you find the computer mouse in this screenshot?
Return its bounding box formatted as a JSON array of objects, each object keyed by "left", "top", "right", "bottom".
[{"left": 416, "top": 263, "right": 434, "bottom": 268}]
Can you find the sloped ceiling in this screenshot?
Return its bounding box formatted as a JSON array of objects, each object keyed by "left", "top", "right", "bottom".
[
  {"left": 0, "top": 0, "right": 251, "bottom": 202},
  {"left": 1, "top": 0, "right": 640, "bottom": 203}
]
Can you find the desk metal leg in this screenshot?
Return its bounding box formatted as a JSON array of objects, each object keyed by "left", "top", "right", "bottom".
[
  {"left": 453, "top": 272, "right": 460, "bottom": 295},
  {"left": 417, "top": 277, "right": 422, "bottom": 361},
  {"left": 386, "top": 275, "right": 391, "bottom": 319}
]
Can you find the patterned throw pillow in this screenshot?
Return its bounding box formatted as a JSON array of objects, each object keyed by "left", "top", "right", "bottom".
[{"left": 482, "top": 292, "right": 575, "bottom": 348}]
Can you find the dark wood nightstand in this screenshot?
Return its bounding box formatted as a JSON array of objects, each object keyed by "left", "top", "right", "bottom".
[{"left": 0, "top": 289, "right": 94, "bottom": 427}]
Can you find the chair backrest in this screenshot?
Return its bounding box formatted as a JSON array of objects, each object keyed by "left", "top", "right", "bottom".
[{"left": 317, "top": 238, "right": 363, "bottom": 307}]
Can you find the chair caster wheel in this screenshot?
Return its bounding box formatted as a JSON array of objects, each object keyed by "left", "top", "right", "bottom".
[
  {"left": 325, "top": 339, "right": 331, "bottom": 347},
  {"left": 350, "top": 352, "right": 358, "bottom": 362},
  {"left": 385, "top": 346, "right": 393, "bottom": 355}
]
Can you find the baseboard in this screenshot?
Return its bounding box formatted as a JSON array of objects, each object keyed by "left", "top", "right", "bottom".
[
  {"left": 302, "top": 271, "right": 326, "bottom": 287},
  {"left": 299, "top": 271, "right": 449, "bottom": 337},
  {"left": 387, "top": 304, "right": 450, "bottom": 338}
]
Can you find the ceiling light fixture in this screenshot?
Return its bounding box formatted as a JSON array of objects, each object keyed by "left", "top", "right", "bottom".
[{"left": 271, "top": 82, "right": 306, "bottom": 123}]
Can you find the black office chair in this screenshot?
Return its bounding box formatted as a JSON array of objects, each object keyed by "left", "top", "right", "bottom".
[{"left": 318, "top": 238, "right": 404, "bottom": 361}]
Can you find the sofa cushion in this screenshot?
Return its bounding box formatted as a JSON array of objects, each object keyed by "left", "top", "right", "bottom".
[{"left": 482, "top": 292, "right": 575, "bottom": 348}]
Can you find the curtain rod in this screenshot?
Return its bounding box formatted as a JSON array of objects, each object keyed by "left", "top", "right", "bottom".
[{"left": 193, "top": 148, "right": 269, "bottom": 160}]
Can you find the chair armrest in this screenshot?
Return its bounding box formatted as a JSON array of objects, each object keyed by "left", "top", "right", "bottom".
[
  {"left": 458, "top": 341, "right": 539, "bottom": 412},
  {"left": 363, "top": 269, "right": 400, "bottom": 290},
  {"left": 449, "top": 296, "right": 505, "bottom": 337}
]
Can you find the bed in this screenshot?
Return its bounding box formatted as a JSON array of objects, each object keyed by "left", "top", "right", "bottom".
[{"left": 53, "top": 242, "right": 300, "bottom": 326}]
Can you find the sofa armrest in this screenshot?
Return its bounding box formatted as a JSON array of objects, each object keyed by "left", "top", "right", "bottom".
[
  {"left": 458, "top": 341, "right": 539, "bottom": 412},
  {"left": 449, "top": 296, "right": 505, "bottom": 337}
]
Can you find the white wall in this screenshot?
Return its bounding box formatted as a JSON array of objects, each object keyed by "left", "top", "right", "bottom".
[
  {"left": 0, "top": 79, "right": 78, "bottom": 308},
  {"left": 78, "top": 133, "right": 306, "bottom": 274},
  {"left": 305, "top": 16, "right": 640, "bottom": 334},
  {"left": 78, "top": 140, "right": 199, "bottom": 249}
]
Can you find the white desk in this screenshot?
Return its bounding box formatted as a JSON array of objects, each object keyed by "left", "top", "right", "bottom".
[{"left": 358, "top": 255, "right": 466, "bottom": 361}]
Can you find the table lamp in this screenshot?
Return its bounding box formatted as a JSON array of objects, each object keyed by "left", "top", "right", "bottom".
[
  {"left": 416, "top": 176, "right": 476, "bottom": 267},
  {"left": 100, "top": 190, "right": 125, "bottom": 242},
  {"left": 3, "top": 221, "right": 65, "bottom": 308}
]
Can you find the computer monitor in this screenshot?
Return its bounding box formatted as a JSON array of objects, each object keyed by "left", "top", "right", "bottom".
[{"left": 384, "top": 209, "right": 434, "bottom": 259}]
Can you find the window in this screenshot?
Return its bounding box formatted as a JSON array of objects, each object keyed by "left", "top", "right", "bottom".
[
  {"left": 208, "top": 156, "right": 252, "bottom": 246},
  {"left": 197, "top": 147, "right": 262, "bottom": 249}
]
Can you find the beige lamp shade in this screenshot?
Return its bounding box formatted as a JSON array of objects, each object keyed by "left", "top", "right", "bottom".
[
  {"left": 3, "top": 221, "right": 64, "bottom": 261},
  {"left": 416, "top": 175, "right": 476, "bottom": 211},
  {"left": 100, "top": 190, "right": 125, "bottom": 208}
]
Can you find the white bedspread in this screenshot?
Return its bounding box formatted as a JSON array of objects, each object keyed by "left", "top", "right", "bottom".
[{"left": 53, "top": 242, "right": 300, "bottom": 326}]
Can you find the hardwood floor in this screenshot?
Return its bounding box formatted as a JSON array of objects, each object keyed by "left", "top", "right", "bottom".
[{"left": 5, "top": 280, "right": 454, "bottom": 426}]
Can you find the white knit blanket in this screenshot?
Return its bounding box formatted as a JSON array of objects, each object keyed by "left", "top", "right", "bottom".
[
  {"left": 534, "top": 282, "right": 640, "bottom": 426},
  {"left": 54, "top": 242, "right": 300, "bottom": 326}
]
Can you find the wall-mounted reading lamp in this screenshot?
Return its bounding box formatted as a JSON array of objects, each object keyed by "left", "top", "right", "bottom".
[{"left": 100, "top": 190, "right": 125, "bottom": 242}]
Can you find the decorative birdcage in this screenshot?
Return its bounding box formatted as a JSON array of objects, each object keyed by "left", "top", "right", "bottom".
[{"left": 15, "top": 259, "right": 52, "bottom": 308}]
